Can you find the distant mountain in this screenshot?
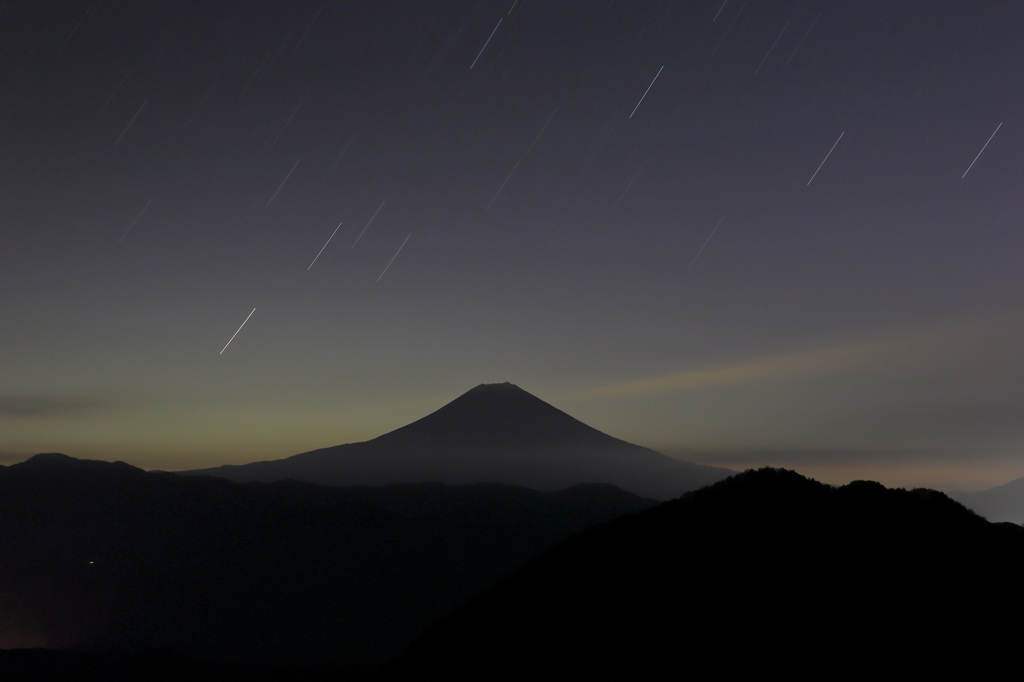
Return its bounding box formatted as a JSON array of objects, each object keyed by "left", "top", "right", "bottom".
[
  {"left": 388, "top": 469, "right": 1024, "bottom": 680},
  {"left": 950, "top": 476, "right": 1024, "bottom": 523},
  {"left": 0, "top": 453, "right": 654, "bottom": 672},
  {"left": 182, "top": 382, "right": 731, "bottom": 499}
]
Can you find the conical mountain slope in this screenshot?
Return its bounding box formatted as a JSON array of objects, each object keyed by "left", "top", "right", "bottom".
[
  {"left": 376, "top": 383, "right": 625, "bottom": 450},
  {"left": 183, "top": 383, "right": 730, "bottom": 499}
]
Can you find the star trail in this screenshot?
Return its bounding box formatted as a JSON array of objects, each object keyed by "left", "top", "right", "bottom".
[{"left": 2, "top": 1, "right": 1022, "bottom": 491}]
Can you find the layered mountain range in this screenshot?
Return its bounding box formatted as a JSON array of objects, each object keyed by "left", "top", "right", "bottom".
[
  {"left": 5, "top": 383, "right": 1024, "bottom": 679},
  {"left": 0, "top": 452, "right": 654, "bottom": 671}
]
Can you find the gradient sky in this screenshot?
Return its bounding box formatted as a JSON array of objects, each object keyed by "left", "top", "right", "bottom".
[{"left": 3, "top": 0, "right": 1022, "bottom": 491}]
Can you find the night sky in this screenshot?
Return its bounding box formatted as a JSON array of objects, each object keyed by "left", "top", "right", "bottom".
[{"left": 3, "top": 1, "right": 1022, "bottom": 491}]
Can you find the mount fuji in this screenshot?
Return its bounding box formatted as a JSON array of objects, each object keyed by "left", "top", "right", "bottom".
[{"left": 183, "top": 382, "right": 731, "bottom": 499}]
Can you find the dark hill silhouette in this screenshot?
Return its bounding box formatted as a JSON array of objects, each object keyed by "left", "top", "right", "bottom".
[
  {"left": 0, "top": 453, "right": 654, "bottom": 673},
  {"left": 182, "top": 383, "right": 731, "bottom": 499},
  {"left": 388, "top": 468, "right": 1024, "bottom": 681}
]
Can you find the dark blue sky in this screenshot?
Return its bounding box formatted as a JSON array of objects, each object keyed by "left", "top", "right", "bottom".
[{"left": 3, "top": 0, "right": 1022, "bottom": 490}]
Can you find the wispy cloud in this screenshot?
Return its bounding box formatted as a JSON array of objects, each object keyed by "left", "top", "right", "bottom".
[
  {"left": 561, "top": 311, "right": 1024, "bottom": 402},
  {"left": 0, "top": 395, "right": 124, "bottom": 418}
]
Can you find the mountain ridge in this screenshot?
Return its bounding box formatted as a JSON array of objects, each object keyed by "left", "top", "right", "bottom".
[{"left": 0, "top": 452, "right": 655, "bottom": 666}]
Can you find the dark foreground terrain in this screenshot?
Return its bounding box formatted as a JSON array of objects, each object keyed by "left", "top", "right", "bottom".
[
  {"left": 6, "top": 463, "right": 1024, "bottom": 680},
  {"left": 388, "top": 468, "right": 1024, "bottom": 681},
  {"left": 0, "top": 453, "right": 653, "bottom": 676}
]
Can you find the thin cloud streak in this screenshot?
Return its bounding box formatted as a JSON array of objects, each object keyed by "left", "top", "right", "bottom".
[{"left": 564, "top": 312, "right": 1024, "bottom": 401}]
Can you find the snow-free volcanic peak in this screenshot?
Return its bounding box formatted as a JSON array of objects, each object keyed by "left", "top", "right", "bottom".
[
  {"left": 374, "top": 382, "right": 628, "bottom": 451},
  {"left": 182, "top": 383, "right": 731, "bottom": 498}
]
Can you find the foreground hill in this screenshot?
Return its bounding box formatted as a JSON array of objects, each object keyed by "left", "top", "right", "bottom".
[
  {"left": 389, "top": 468, "right": 1024, "bottom": 681},
  {"left": 0, "top": 453, "right": 654, "bottom": 671},
  {"left": 182, "top": 383, "right": 732, "bottom": 500}
]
